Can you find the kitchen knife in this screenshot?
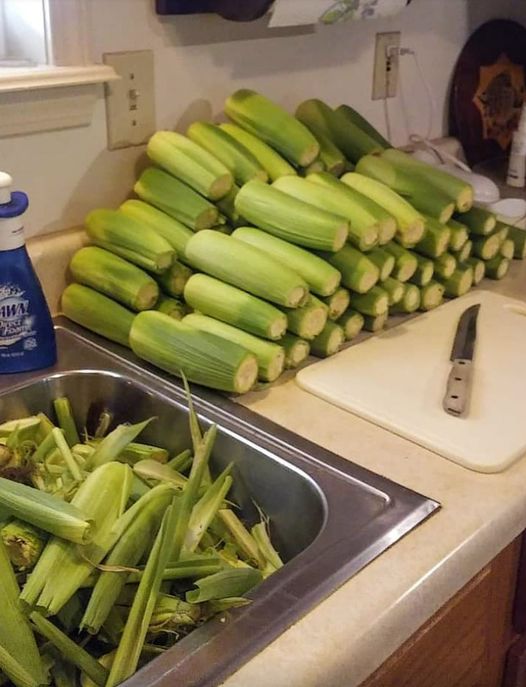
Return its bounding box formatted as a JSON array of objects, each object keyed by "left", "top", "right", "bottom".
[{"left": 442, "top": 304, "right": 480, "bottom": 417}]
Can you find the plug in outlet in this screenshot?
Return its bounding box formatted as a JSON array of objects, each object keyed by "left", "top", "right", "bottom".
[
  {"left": 103, "top": 50, "right": 156, "bottom": 150},
  {"left": 372, "top": 31, "right": 401, "bottom": 100}
]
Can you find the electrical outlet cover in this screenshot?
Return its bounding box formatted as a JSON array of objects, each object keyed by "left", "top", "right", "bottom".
[
  {"left": 372, "top": 31, "right": 401, "bottom": 100},
  {"left": 103, "top": 50, "right": 156, "bottom": 150}
]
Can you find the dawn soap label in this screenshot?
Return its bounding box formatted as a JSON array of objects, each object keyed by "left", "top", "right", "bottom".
[{"left": 0, "top": 283, "right": 36, "bottom": 352}]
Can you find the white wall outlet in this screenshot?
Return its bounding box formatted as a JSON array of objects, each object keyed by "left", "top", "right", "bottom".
[
  {"left": 372, "top": 31, "right": 401, "bottom": 100},
  {"left": 103, "top": 50, "right": 156, "bottom": 150}
]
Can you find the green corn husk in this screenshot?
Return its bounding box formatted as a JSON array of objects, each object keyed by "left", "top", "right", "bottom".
[
  {"left": 500, "top": 238, "right": 515, "bottom": 260},
  {"left": 232, "top": 225, "right": 341, "bottom": 297},
  {"left": 508, "top": 225, "right": 526, "bottom": 258},
  {"left": 1, "top": 520, "right": 46, "bottom": 571},
  {"left": 335, "top": 104, "right": 391, "bottom": 148},
  {"left": 184, "top": 273, "right": 288, "bottom": 341},
  {"left": 310, "top": 320, "right": 345, "bottom": 357},
  {"left": 280, "top": 295, "right": 328, "bottom": 341},
  {"left": 154, "top": 294, "right": 188, "bottom": 321},
  {"left": 320, "top": 287, "right": 351, "bottom": 321},
  {"left": 381, "top": 148, "right": 474, "bottom": 212},
  {"left": 419, "top": 280, "right": 445, "bottom": 311},
  {"left": 281, "top": 333, "right": 310, "bottom": 369},
  {"left": 447, "top": 218, "right": 469, "bottom": 251},
  {"left": 272, "top": 175, "right": 378, "bottom": 252},
  {"left": 451, "top": 238, "right": 472, "bottom": 264},
  {"left": 169, "top": 415, "right": 217, "bottom": 565},
  {"left": 146, "top": 131, "right": 233, "bottom": 200},
  {"left": 380, "top": 277, "right": 405, "bottom": 305},
  {"left": 356, "top": 154, "right": 455, "bottom": 224},
  {"left": 350, "top": 286, "right": 389, "bottom": 316},
  {"left": 85, "top": 209, "right": 175, "bottom": 274},
  {"left": 184, "top": 230, "right": 309, "bottom": 308},
  {"left": 464, "top": 257, "right": 486, "bottom": 285},
  {"left": 20, "top": 463, "right": 132, "bottom": 616},
  {"left": 383, "top": 243, "right": 418, "bottom": 282},
  {"left": 99, "top": 499, "right": 180, "bottom": 687},
  {"left": 363, "top": 312, "right": 388, "bottom": 332},
  {"left": 216, "top": 184, "right": 243, "bottom": 227},
  {"left": 319, "top": 244, "right": 379, "bottom": 294},
  {"left": 408, "top": 254, "right": 434, "bottom": 287},
  {"left": 128, "top": 556, "right": 223, "bottom": 584},
  {"left": 219, "top": 123, "right": 297, "bottom": 181},
  {"left": 186, "top": 567, "right": 263, "bottom": 604},
  {"left": 341, "top": 172, "right": 425, "bottom": 245},
  {"left": 234, "top": 180, "right": 348, "bottom": 252},
  {"left": 0, "top": 539, "right": 47, "bottom": 687},
  {"left": 134, "top": 167, "right": 219, "bottom": 232},
  {"left": 69, "top": 246, "right": 160, "bottom": 312},
  {"left": 81, "top": 484, "right": 174, "bottom": 635},
  {"left": 307, "top": 172, "right": 397, "bottom": 246},
  {"left": 227, "top": 89, "right": 320, "bottom": 167},
  {"left": 148, "top": 594, "right": 201, "bottom": 634},
  {"left": 133, "top": 460, "right": 187, "bottom": 490},
  {"left": 414, "top": 216, "right": 451, "bottom": 258},
  {"left": 187, "top": 121, "right": 268, "bottom": 185},
  {"left": 0, "top": 477, "right": 93, "bottom": 544},
  {"left": 0, "top": 646, "right": 44, "bottom": 687},
  {"left": 308, "top": 125, "right": 346, "bottom": 176},
  {"left": 251, "top": 520, "right": 283, "bottom": 573},
  {"left": 119, "top": 199, "right": 194, "bottom": 258},
  {"left": 130, "top": 311, "right": 258, "bottom": 394},
  {"left": 61, "top": 284, "right": 135, "bottom": 349},
  {"left": 184, "top": 467, "right": 233, "bottom": 553},
  {"left": 337, "top": 309, "right": 364, "bottom": 340},
  {"left": 51, "top": 428, "right": 83, "bottom": 482},
  {"left": 438, "top": 265, "right": 473, "bottom": 298},
  {"left": 183, "top": 313, "right": 285, "bottom": 383},
  {"left": 453, "top": 206, "right": 496, "bottom": 235},
  {"left": 217, "top": 508, "right": 265, "bottom": 568},
  {"left": 485, "top": 255, "right": 510, "bottom": 279},
  {"left": 471, "top": 232, "right": 501, "bottom": 260},
  {"left": 367, "top": 247, "right": 395, "bottom": 282},
  {"left": 31, "top": 613, "right": 107, "bottom": 687},
  {"left": 295, "top": 99, "right": 383, "bottom": 164},
  {"left": 156, "top": 260, "right": 193, "bottom": 298},
  {"left": 390, "top": 283, "right": 421, "bottom": 314},
  {"left": 88, "top": 419, "right": 153, "bottom": 469},
  {"left": 53, "top": 398, "right": 80, "bottom": 448},
  {"left": 433, "top": 252, "right": 457, "bottom": 280}
]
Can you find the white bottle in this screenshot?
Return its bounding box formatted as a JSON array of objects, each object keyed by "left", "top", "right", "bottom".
[{"left": 506, "top": 104, "right": 526, "bottom": 188}]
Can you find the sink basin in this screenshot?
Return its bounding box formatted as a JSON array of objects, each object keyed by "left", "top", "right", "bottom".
[{"left": 0, "top": 323, "right": 439, "bottom": 687}]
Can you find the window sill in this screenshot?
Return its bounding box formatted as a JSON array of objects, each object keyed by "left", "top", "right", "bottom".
[
  {"left": 0, "top": 64, "right": 119, "bottom": 137},
  {"left": 0, "top": 63, "right": 119, "bottom": 92}
]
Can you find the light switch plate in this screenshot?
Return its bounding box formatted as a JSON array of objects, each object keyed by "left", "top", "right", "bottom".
[
  {"left": 103, "top": 50, "right": 156, "bottom": 150},
  {"left": 372, "top": 31, "right": 401, "bottom": 100}
]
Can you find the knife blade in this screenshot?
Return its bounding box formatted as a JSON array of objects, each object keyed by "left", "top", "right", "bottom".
[{"left": 442, "top": 304, "right": 480, "bottom": 417}]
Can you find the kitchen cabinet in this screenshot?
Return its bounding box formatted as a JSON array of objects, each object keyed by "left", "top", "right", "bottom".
[{"left": 360, "top": 536, "right": 523, "bottom": 687}]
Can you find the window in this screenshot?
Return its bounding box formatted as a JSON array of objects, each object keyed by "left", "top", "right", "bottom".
[
  {"left": 0, "top": 0, "right": 48, "bottom": 67},
  {"left": 0, "top": 0, "right": 117, "bottom": 136}
]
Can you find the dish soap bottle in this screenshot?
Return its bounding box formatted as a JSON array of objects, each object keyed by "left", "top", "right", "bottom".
[{"left": 0, "top": 172, "right": 56, "bottom": 374}]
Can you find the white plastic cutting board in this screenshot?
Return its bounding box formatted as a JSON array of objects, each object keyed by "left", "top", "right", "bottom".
[{"left": 296, "top": 290, "right": 526, "bottom": 473}]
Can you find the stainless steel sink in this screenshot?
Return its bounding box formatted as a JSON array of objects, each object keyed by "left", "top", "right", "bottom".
[{"left": 0, "top": 322, "right": 439, "bottom": 687}]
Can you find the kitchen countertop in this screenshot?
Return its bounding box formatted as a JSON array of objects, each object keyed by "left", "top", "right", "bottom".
[
  {"left": 29, "top": 227, "right": 526, "bottom": 687},
  {"left": 221, "top": 259, "right": 526, "bottom": 687}
]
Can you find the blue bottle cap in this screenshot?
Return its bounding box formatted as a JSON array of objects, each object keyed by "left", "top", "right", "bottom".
[{"left": 0, "top": 191, "right": 29, "bottom": 219}]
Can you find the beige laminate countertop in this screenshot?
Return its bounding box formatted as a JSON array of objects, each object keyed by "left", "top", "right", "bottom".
[
  {"left": 221, "top": 261, "right": 526, "bottom": 687},
  {"left": 29, "top": 228, "right": 526, "bottom": 687}
]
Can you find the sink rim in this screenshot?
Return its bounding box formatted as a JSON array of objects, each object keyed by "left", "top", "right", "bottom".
[{"left": 0, "top": 322, "right": 440, "bottom": 687}]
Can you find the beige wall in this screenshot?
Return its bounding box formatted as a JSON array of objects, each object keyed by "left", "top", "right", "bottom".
[{"left": 0, "top": 0, "right": 524, "bottom": 238}]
